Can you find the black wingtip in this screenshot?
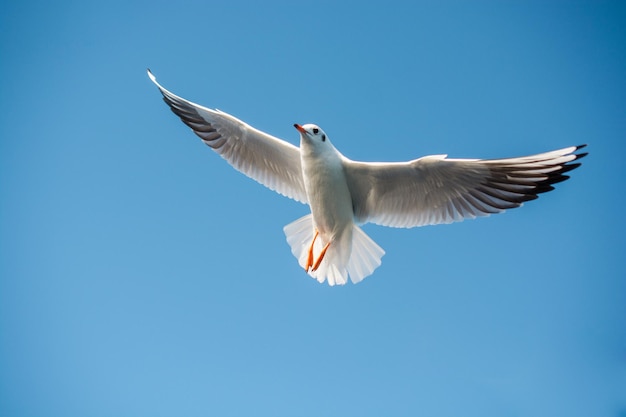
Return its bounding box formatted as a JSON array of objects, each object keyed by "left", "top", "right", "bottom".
[{"left": 574, "top": 144, "right": 588, "bottom": 160}]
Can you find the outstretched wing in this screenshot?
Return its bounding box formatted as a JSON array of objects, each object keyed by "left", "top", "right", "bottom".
[
  {"left": 148, "top": 70, "right": 308, "bottom": 204},
  {"left": 344, "top": 145, "right": 587, "bottom": 228}
]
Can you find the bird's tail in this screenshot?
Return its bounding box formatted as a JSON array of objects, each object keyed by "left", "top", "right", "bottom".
[{"left": 283, "top": 214, "right": 385, "bottom": 286}]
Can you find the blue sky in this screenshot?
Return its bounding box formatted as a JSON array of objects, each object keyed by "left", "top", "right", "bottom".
[{"left": 1, "top": 1, "right": 625, "bottom": 416}]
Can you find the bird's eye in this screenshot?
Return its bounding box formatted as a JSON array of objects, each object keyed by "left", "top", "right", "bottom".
[
  {"left": 322, "top": 134, "right": 326, "bottom": 142},
  {"left": 312, "top": 128, "right": 319, "bottom": 134}
]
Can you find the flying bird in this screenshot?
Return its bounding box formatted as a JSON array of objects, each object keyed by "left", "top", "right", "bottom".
[{"left": 148, "top": 70, "right": 586, "bottom": 286}]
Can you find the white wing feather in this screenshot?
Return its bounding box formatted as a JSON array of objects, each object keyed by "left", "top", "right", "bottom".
[
  {"left": 343, "top": 146, "right": 587, "bottom": 228},
  {"left": 148, "top": 70, "right": 308, "bottom": 204}
]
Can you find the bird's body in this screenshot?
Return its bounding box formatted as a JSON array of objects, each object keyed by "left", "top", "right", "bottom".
[
  {"left": 300, "top": 131, "right": 352, "bottom": 241},
  {"left": 302, "top": 127, "right": 353, "bottom": 261},
  {"left": 148, "top": 70, "right": 587, "bottom": 286}
]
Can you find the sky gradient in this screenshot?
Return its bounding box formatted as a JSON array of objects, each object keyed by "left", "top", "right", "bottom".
[{"left": 1, "top": 1, "right": 625, "bottom": 416}]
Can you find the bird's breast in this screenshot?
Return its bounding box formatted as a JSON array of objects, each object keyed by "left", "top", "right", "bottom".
[{"left": 302, "top": 156, "right": 353, "bottom": 236}]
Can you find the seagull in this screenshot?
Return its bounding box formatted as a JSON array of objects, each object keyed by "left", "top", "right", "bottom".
[{"left": 148, "top": 70, "right": 587, "bottom": 286}]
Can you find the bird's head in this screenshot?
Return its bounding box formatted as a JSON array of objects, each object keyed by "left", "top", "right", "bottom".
[{"left": 294, "top": 123, "right": 334, "bottom": 156}]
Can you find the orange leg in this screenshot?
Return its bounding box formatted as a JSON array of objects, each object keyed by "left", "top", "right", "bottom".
[
  {"left": 305, "top": 229, "right": 319, "bottom": 271},
  {"left": 312, "top": 241, "right": 331, "bottom": 272}
]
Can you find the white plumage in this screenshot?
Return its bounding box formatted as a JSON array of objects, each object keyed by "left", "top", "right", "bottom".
[{"left": 148, "top": 70, "right": 586, "bottom": 286}]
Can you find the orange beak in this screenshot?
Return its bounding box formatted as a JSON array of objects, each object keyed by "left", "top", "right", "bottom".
[{"left": 294, "top": 124, "right": 306, "bottom": 134}]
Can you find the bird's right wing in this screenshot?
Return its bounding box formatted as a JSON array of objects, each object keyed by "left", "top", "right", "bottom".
[
  {"left": 148, "top": 70, "right": 308, "bottom": 204},
  {"left": 344, "top": 145, "right": 587, "bottom": 228}
]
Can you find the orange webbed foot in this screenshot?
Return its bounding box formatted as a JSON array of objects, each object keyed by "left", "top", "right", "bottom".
[
  {"left": 305, "top": 229, "right": 319, "bottom": 271},
  {"left": 312, "top": 241, "right": 331, "bottom": 272}
]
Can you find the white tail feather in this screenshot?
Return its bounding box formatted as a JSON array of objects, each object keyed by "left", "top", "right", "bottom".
[{"left": 283, "top": 214, "right": 385, "bottom": 285}]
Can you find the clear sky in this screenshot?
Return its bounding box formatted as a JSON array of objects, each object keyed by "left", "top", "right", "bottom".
[{"left": 1, "top": 1, "right": 625, "bottom": 416}]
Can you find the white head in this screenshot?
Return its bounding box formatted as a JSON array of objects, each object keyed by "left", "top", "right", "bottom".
[{"left": 294, "top": 123, "right": 335, "bottom": 156}]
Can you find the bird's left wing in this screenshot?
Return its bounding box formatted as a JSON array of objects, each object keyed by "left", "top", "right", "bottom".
[
  {"left": 343, "top": 145, "right": 587, "bottom": 228},
  {"left": 148, "top": 70, "right": 308, "bottom": 204}
]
